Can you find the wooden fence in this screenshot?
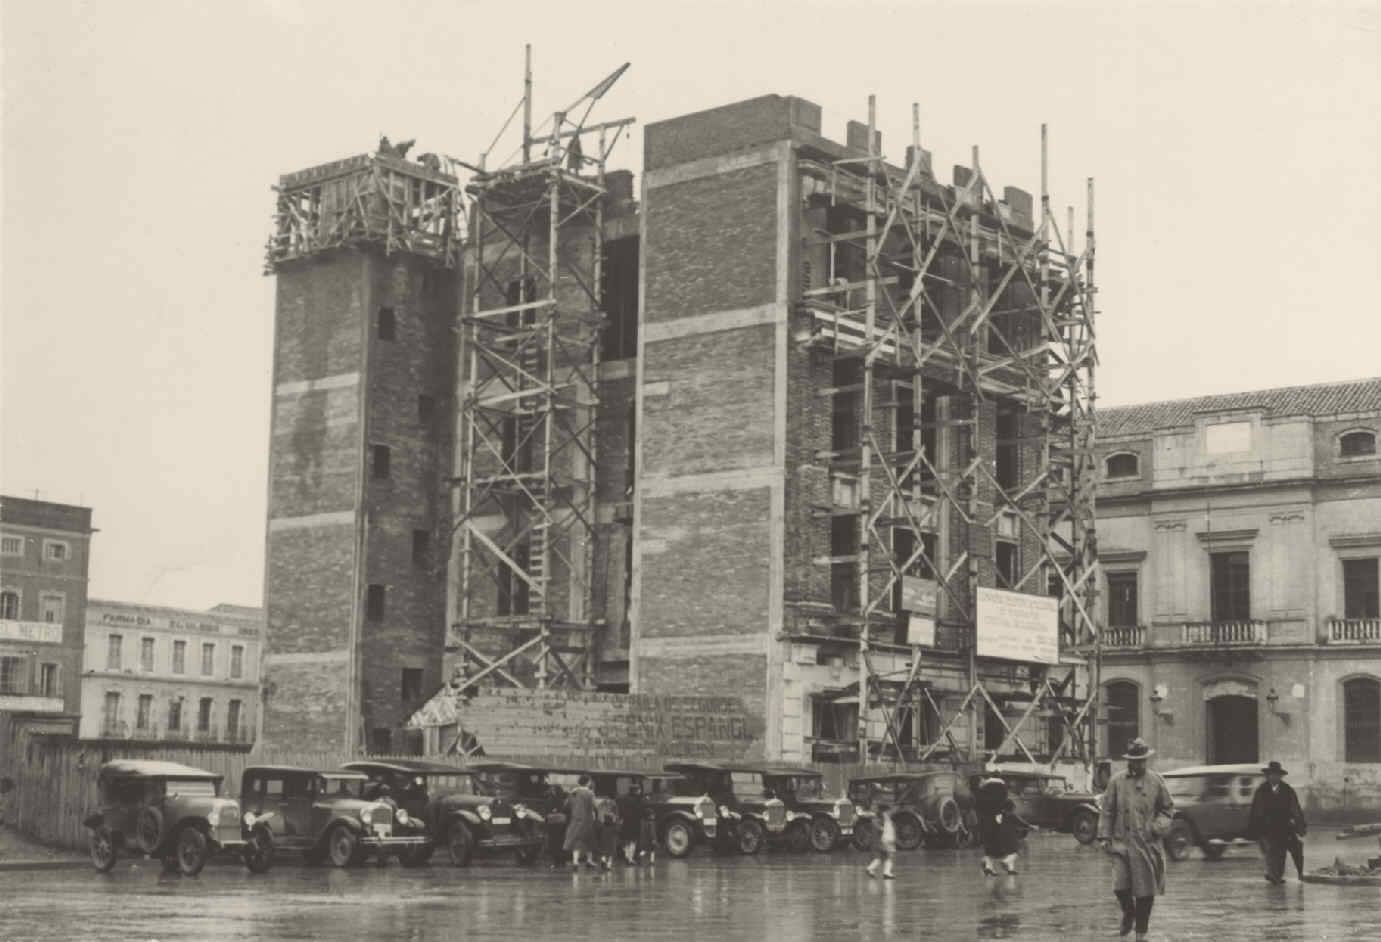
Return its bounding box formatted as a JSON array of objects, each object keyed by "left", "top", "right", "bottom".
[{"left": 0, "top": 736, "right": 966, "bottom": 851}]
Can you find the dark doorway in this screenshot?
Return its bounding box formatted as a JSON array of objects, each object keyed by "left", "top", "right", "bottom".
[{"left": 1207, "top": 695, "right": 1258, "bottom": 764}]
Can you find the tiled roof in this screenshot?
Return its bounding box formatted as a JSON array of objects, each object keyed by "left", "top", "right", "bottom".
[{"left": 1099, "top": 377, "right": 1381, "bottom": 438}]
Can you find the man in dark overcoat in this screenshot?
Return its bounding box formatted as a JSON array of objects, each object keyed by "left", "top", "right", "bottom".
[{"left": 1247, "top": 760, "right": 1307, "bottom": 883}]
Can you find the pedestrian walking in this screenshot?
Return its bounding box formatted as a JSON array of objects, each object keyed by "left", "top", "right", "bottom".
[
  {"left": 1247, "top": 760, "right": 1307, "bottom": 884},
  {"left": 975, "top": 778, "right": 1031, "bottom": 876},
  {"left": 617, "top": 782, "right": 645, "bottom": 864},
  {"left": 637, "top": 803, "right": 658, "bottom": 866},
  {"left": 1097, "top": 738, "right": 1174, "bottom": 942},
  {"left": 545, "top": 784, "right": 569, "bottom": 870},
  {"left": 563, "top": 775, "right": 601, "bottom": 869},
  {"left": 597, "top": 799, "right": 621, "bottom": 871},
  {"left": 865, "top": 805, "right": 897, "bottom": 880}
]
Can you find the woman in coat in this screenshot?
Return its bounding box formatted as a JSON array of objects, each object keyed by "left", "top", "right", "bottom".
[
  {"left": 1097, "top": 738, "right": 1174, "bottom": 942},
  {"left": 563, "top": 775, "right": 600, "bottom": 869}
]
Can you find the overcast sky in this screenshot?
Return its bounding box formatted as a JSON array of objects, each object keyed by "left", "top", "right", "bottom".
[{"left": 3, "top": 0, "right": 1378, "bottom": 611}]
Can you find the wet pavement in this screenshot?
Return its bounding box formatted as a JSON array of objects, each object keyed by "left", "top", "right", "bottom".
[{"left": 1, "top": 830, "right": 1377, "bottom": 941}]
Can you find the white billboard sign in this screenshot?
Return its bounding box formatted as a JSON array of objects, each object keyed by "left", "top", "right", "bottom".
[
  {"left": 906, "top": 614, "right": 936, "bottom": 648},
  {"left": 976, "top": 587, "right": 1059, "bottom": 664}
]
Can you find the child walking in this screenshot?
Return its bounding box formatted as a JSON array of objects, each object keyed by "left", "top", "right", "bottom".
[{"left": 865, "top": 806, "right": 897, "bottom": 880}]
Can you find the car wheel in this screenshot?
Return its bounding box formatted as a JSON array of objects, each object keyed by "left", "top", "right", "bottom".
[
  {"left": 809, "top": 817, "right": 840, "bottom": 853},
  {"left": 89, "top": 827, "right": 117, "bottom": 872},
  {"left": 327, "top": 824, "right": 360, "bottom": 868},
  {"left": 176, "top": 826, "right": 210, "bottom": 877},
  {"left": 851, "top": 819, "right": 876, "bottom": 852},
  {"left": 446, "top": 821, "right": 473, "bottom": 867},
  {"left": 894, "top": 814, "right": 924, "bottom": 851},
  {"left": 135, "top": 806, "right": 165, "bottom": 854},
  {"left": 737, "top": 818, "right": 766, "bottom": 855},
  {"left": 1071, "top": 812, "right": 1098, "bottom": 846},
  {"left": 785, "top": 821, "right": 811, "bottom": 854},
  {"left": 1164, "top": 820, "right": 1194, "bottom": 862},
  {"left": 243, "top": 833, "right": 274, "bottom": 874},
  {"left": 663, "top": 820, "right": 694, "bottom": 859}
]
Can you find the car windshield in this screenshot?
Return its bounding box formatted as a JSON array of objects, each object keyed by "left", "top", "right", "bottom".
[
  {"left": 166, "top": 779, "right": 218, "bottom": 798},
  {"left": 320, "top": 776, "right": 364, "bottom": 798},
  {"left": 788, "top": 776, "right": 824, "bottom": 799},
  {"left": 423, "top": 774, "right": 474, "bottom": 795},
  {"left": 1165, "top": 776, "right": 1206, "bottom": 800},
  {"left": 730, "top": 772, "right": 770, "bottom": 797}
]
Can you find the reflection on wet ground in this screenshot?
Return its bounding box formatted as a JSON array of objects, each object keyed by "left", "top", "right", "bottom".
[{"left": 2, "top": 829, "right": 1378, "bottom": 940}]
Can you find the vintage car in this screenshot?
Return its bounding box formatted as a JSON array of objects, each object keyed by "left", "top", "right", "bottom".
[
  {"left": 664, "top": 761, "right": 788, "bottom": 854},
  {"left": 1159, "top": 764, "right": 1265, "bottom": 861},
  {"left": 238, "top": 765, "right": 428, "bottom": 867},
  {"left": 968, "top": 769, "right": 1102, "bottom": 844},
  {"left": 342, "top": 759, "right": 544, "bottom": 867},
  {"left": 577, "top": 768, "right": 718, "bottom": 859},
  {"left": 742, "top": 765, "right": 858, "bottom": 853},
  {"left": 847, "top": 771, "right": 977, "bottom": 849},
  {"left": 83, "top": 760, "right": 270, "bottom": 876}
]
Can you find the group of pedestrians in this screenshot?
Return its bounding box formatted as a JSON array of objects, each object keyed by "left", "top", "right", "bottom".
[
  {"left": 544, "top": 775, "right": 657, "bottom": 872},
  {"left": 1097, "top": 739, "right": 1308, "bottom": 942}
]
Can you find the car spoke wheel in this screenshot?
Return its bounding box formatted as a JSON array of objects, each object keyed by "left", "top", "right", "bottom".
[
  {"left": 176, "top": 826, "right": 209, "bottom": 877},
  {"left": 89, "top": 827, "right": 117, "bottom": 872},
  {"left": 136, "top": 807, "right": 165, "bottom": 854},
  {"left": 328, "top": 824, "right": 360, "bottom": 868},
  {"left": 663, "top": 820, "right": 694, "bottom": 859},
  {"left": 809, "top": 817, "right": 840, "bottom": 853},
  {"left": 785, "top": 822, "right": 811, "bottom": 854},
  {"left": 1164, "top": 820, "right": 1194, "bottom": 861},
  {"left": 851, "top": 819, "right": 876, "bottom": 852},
  {"left": 737, "top": 818, "right": 766, "bottom": 855},
  {"left": 446, "top": 821, "right": 473, "bottom": 867},
  {"left": 243, "top": 833, "right": 273, "bottom": 874},
  {"left": 894, "top": 815, "right": 923, "bottom": 851},
  {"left": 1071, "top": 812, "right": 1098, "bottom": 846}
]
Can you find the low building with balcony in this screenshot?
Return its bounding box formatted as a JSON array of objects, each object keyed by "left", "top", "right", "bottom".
[
  {"left": 1092, "top": 378, "right": 1381, "bottom": 814},
  {"left": 79, "top": 599, "right": 263, "bottom": 745}
]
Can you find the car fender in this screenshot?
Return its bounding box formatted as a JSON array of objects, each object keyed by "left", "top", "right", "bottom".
[
  {"left": 448, "top": 809, "right": 483, "bottom": 831},
  {"left": 894, "top": 808, "right": 927, "bottom": 833},
  {"left": 659, "top": 808, "right": 701, "bottom": 827},
  {"left": 324, "top": 815, "right": 367, "bottom": 841}
]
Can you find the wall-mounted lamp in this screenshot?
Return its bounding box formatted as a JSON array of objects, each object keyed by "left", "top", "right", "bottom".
[
  {"left": 1149, "top": 684, "right": 1170, "bottom": 718},
  {"left": 1266, "top": 687, "right": 1282, "bottom": 714}
]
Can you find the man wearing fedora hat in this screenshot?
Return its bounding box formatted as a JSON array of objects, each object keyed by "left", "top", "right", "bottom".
[
  {"left": 1097, "top": 737, "right": 1174, "bottom": 941},
  {"left": 1247, "top": 760, "right": 1307, "bottom": 884}
]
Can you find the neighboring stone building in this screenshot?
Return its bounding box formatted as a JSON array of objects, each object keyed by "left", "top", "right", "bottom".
[
  {"left": 0, "top": 496, "right": 94, "bottom": 719},
  {"left": 79, "top": 599, "right": 263, "bottom": 744},
  {"left": 1095, "top": 378, "right": 1381, "bottom": 813}
]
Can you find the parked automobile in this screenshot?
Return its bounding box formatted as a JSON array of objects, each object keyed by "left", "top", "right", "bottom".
[
  {"left": 968, "top": 769, "right": 1101, "bottom": 844},
  {"left": 742, "top": 765, "right": 858, "bottom": 853},
  {"left": 238, "top": 765, "right": 428, "bottom": 868},
  {"left": 83, "top": 760, "right": 271, "bottom": 876},
  {"left": 847, "top": 771, "right": 976, "bottom": 849},
  {"left": 1158, "top": 764, "right": 1265, "bottom": 861},
  {"left": 342, "top": 759, "right": 544, "bottom": 867},
  {"left": 576, "top": 769, "right": 718, "bottom": 859},
  {"left": 664, "top": 761, "right": 788, "bottom": 854}
]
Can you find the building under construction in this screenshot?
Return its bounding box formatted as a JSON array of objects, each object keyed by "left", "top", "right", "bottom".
[{"left": 261, "top": 71, "right": 1101, "bottom": 769}]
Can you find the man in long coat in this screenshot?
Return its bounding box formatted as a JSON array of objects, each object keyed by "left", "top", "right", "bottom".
[
  {"left": 563, "top": 775, "right": 600, "bottom": 869},
  {"left": 1247, "top": 760, "right": 1307, "bottom": 883},
  {"left": 1098, "top": 738, "right": 1174, "bottom": 942}
]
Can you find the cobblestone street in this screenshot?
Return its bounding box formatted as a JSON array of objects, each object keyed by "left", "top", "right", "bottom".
[{"left": 2, "top": 830, "right": 1377, "bottom": 941}]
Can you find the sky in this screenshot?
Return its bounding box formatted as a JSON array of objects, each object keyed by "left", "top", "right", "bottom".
[{"left": 2, "top": 0, "right": 1379, "bottom": 611}]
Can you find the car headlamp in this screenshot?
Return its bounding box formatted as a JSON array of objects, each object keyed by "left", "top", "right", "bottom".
[
  {"left": 358, "top": 807, "right": 373, "bottom": 824},
  {"left": 395, "top": 809, "right": 409, "bottom": 825},
  {"left": 206, "top": 807, "right": 221, "bottom": 827},
  {"left": 242, "top": 812, "right": 256, "bottom": 828},
  {"left": 478, "top": 804, "right": 493, "bottom": 822}
]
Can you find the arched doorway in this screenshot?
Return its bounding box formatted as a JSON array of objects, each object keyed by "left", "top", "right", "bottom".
[{"left": 1207, "top": 694, "right": 1258, "bottom": 764}]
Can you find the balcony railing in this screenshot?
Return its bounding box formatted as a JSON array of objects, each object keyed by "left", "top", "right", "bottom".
[
  {"left": 1328, "top": 617, "right": 1381, "bottom": 644},
  {"left": 1103, "top": 625, "right": 1146, "bottom": 648},
  {"left": 1181, "top": 620, "right": 1267, "bottom": 646}
]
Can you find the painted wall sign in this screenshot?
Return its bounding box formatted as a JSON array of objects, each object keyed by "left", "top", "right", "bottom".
[
  {"left": 976, "top": 587, "right": 1059, "bottom": 665},
  {"left": 901, "top": 576, "right": 938, "bottom": 616},
  {"left": 0, "top": 620, "right": 62, "bottom": 645}
]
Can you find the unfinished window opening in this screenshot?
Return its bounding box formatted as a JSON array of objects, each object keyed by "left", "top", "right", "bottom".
[
  {"left": 995, "top": 541, "right": 1018, "bottom": 589},
  {"left": 891, "top": 527, "right": 938, "bottom": 629},
  {"left": 1341, "top": 430, "right": 1377, "bottom": 458},
  {"left": 377, "top": 307, "right": 396, "bottom": 341},
  {"left": 995, "top": 404, "right": 1020, "bottom": 493},
  {"left": 601, "top": 237, "right": 639, "bottom": 361},
  {"left": 497, "top": 540, "right": 531, "bottom": 616},
  {"left": 831, "top": 359, "right": 862, "bottom": 455},
  {"left": 812, "top": 696, "right": 859, "bottom": 742},
  {"left": 1344, "top": 558, "right": 1379, "bottom": 620},
  {"left": 983, "top": 700, "right": 1009, "bottom": 752},
  {"left": 505, "top": 276, "right": 538, "bottom": 328},
  {"left": 1107, "top": 571, "right": 1139, "bottom": 627},
  {"left": 831, "top": 516, "right": 859, "bottom": 614},
  {"left": 412, "top": 529, "right": 431, "bottom": 567},
  {"left": 401, "top": 667, "right": 424, "bottom": 703},
  {"left": 1105, "top": 452, "right": 1139, "bottom": 479},
  {"left": 366, "top": 584, "right": 386, "bottom": 621},
  {"left": 371, "top": 444, "right": 391, "bottom": 480},
  {"left": 1210, "top": 551, "right": 1251, "bottom": 622}
]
